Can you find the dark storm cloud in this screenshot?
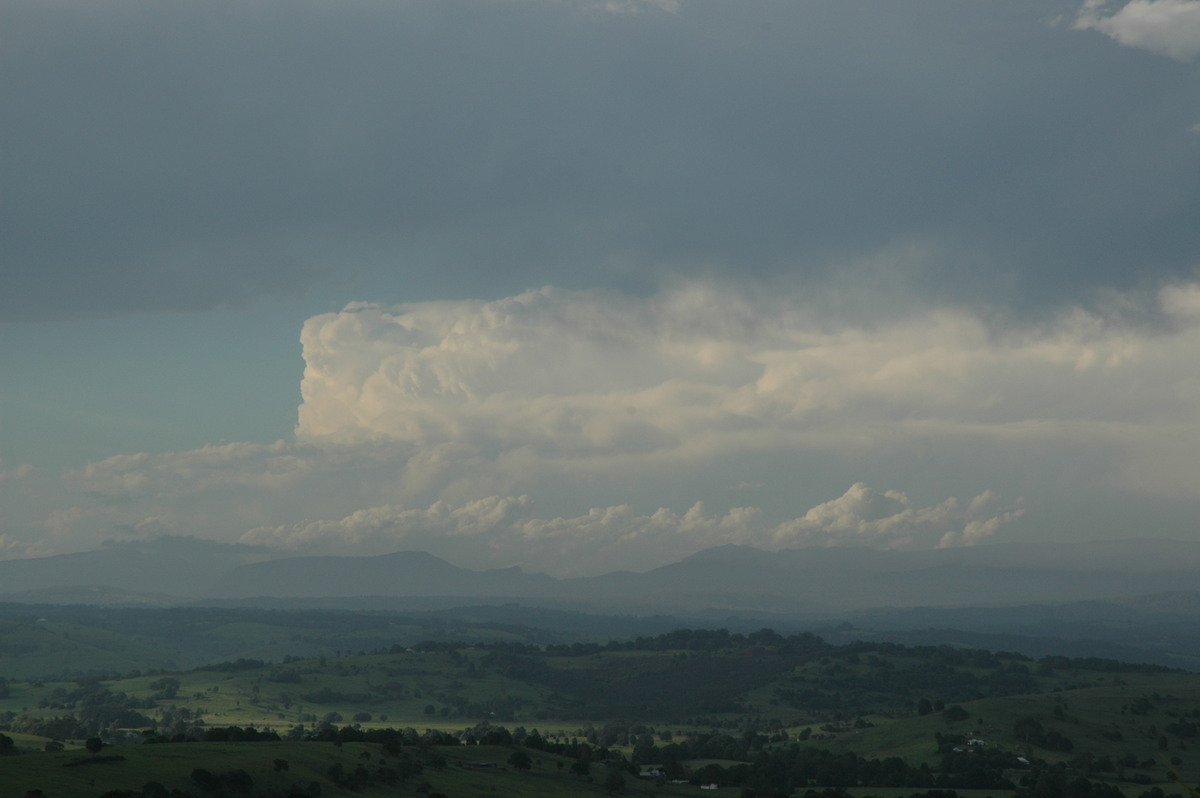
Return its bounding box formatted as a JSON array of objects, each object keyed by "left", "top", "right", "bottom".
[{"left": 3, "top": 0, "right": 1198, "bottom": 320}]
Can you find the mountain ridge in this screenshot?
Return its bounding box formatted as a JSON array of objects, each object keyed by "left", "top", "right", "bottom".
[{"left": 4, "top": 535, "right": 1200, "bottom": 615}]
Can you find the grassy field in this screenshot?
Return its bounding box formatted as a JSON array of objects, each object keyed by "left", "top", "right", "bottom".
[
  {"left": 813, "top": 669, "right": 1200, "bottom": 784},
  {"left": 1, "top": 739, "right": 1184, "bottom": 798},
  {"left": 1, "top": 740, "right": 377, "bottom": 798},
  {"left": 0, "top": 740, "right": 732, "bottom": 798},
  {"left": 5, "top": 630, "right": 1200, "bottom": 796}
]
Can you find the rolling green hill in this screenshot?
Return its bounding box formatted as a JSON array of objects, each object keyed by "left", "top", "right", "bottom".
[{"left": 4, "top": 629, "right": 1200, "bottom": 797}]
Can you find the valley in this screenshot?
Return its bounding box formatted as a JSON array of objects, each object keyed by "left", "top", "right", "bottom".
[{"left": 3, "top": 624, "right": 1200, "bottom": 797}]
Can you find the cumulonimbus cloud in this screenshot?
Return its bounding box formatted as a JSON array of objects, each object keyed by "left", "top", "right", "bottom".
[
  {"left": 48, "top": 278, "right": 1197, "bottom": 565},
  {"left": 294, "top": 281, "right": 1200, "bottom": 498},
  {"left": 240, "top": 483, "right": 1023, "bottom": 576},
  {"left": 1075, "top": 0, "right": 1200, "bottom": 60}
]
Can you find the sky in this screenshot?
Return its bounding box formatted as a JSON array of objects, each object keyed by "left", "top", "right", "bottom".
[{"left": 1, "top": 0, "right": 1198, "bottom": 577}]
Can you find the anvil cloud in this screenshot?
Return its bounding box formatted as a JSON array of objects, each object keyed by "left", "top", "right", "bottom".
[
  {"left": 295, "top": 284, "right": 1200, "bottom": 500},
  {"left": 10, "top": 280, "right": 1192, "bottom": 574}
]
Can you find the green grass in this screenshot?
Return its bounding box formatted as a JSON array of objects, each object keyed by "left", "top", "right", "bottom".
[
  {"left": 0, "top": 741, "right": 711, "bottom": 798},
  {"left": 7, "top": 634, "right": 1200, "bottom": 796},
  {"left": 6, "top": 740, "right": 1178, "bottom": 798},
  {"left": 0, "top": 740, "right": 380, "bottom": 798}
]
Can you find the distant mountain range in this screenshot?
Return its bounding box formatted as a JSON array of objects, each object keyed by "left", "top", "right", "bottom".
[
  {"left": 2, "top": 535, "right": 1199, "bottom": 615},
  {"left": 5, "top": 535, "right": 1200, "bottom": 669}
]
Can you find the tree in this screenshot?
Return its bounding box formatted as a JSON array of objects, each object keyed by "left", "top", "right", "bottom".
[
  {"left": 190, "top": 768, "right": 221, "bottom": 792},
  {"left": 603, "top": 767, "right": 626, "bottom": 794},
  {"left": 507, "top": 750, "right": 533, "bottom": 770},
  {"left": 149, "top": 677, "right": 180, "bottom": 700},
  {"left": 85, "top": 736, "right": 104, "bottom": 757},
  {"left": 221, "top": 769, "right": 255, "bottom": 793}
]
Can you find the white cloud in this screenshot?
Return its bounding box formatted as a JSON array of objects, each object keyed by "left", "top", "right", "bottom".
[
  {"left": 1161, "top": 282, "right": 1200, "bottom": 320},
  {"left": 0, "top": 533, "right": 48, "bottom": 561},
  {"left": 503, "top": 0, "right": 680, "bottom": 10},
  {"left": 241, "top": 483, "right": 1021, "bottom": 576},
  {"left": 32, "top": 279, "right": 1198, "bottom": 565},
  {"left": 243, "top": 495, "right": 534, "bottom": 551},
  {"left": 78, "top": 441, "right": 322, "bottom": 497},
  {"left": 1075, "top": 0, "right": 1200, "bottom": 60},
  {"left": 295, "top": 282, "right": 1200, "bottom": 500},
  {"left": 587, "top": 0, "right": 681, "bottom": 12},
  {"left": 768, "top": 484, "right": 1026, "bottom": 551},
  {"left": 0, "top": 464, "right": 35, "bottom": 483}
]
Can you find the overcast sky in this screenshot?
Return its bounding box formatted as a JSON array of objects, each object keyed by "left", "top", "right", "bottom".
[{"left": 2, "top": 0, "right": 1198, "bottom": 575}]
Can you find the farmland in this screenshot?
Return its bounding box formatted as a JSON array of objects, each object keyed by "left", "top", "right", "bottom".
[{"left": 4, "top": 623, "right": 1200, "bottom": 796}]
